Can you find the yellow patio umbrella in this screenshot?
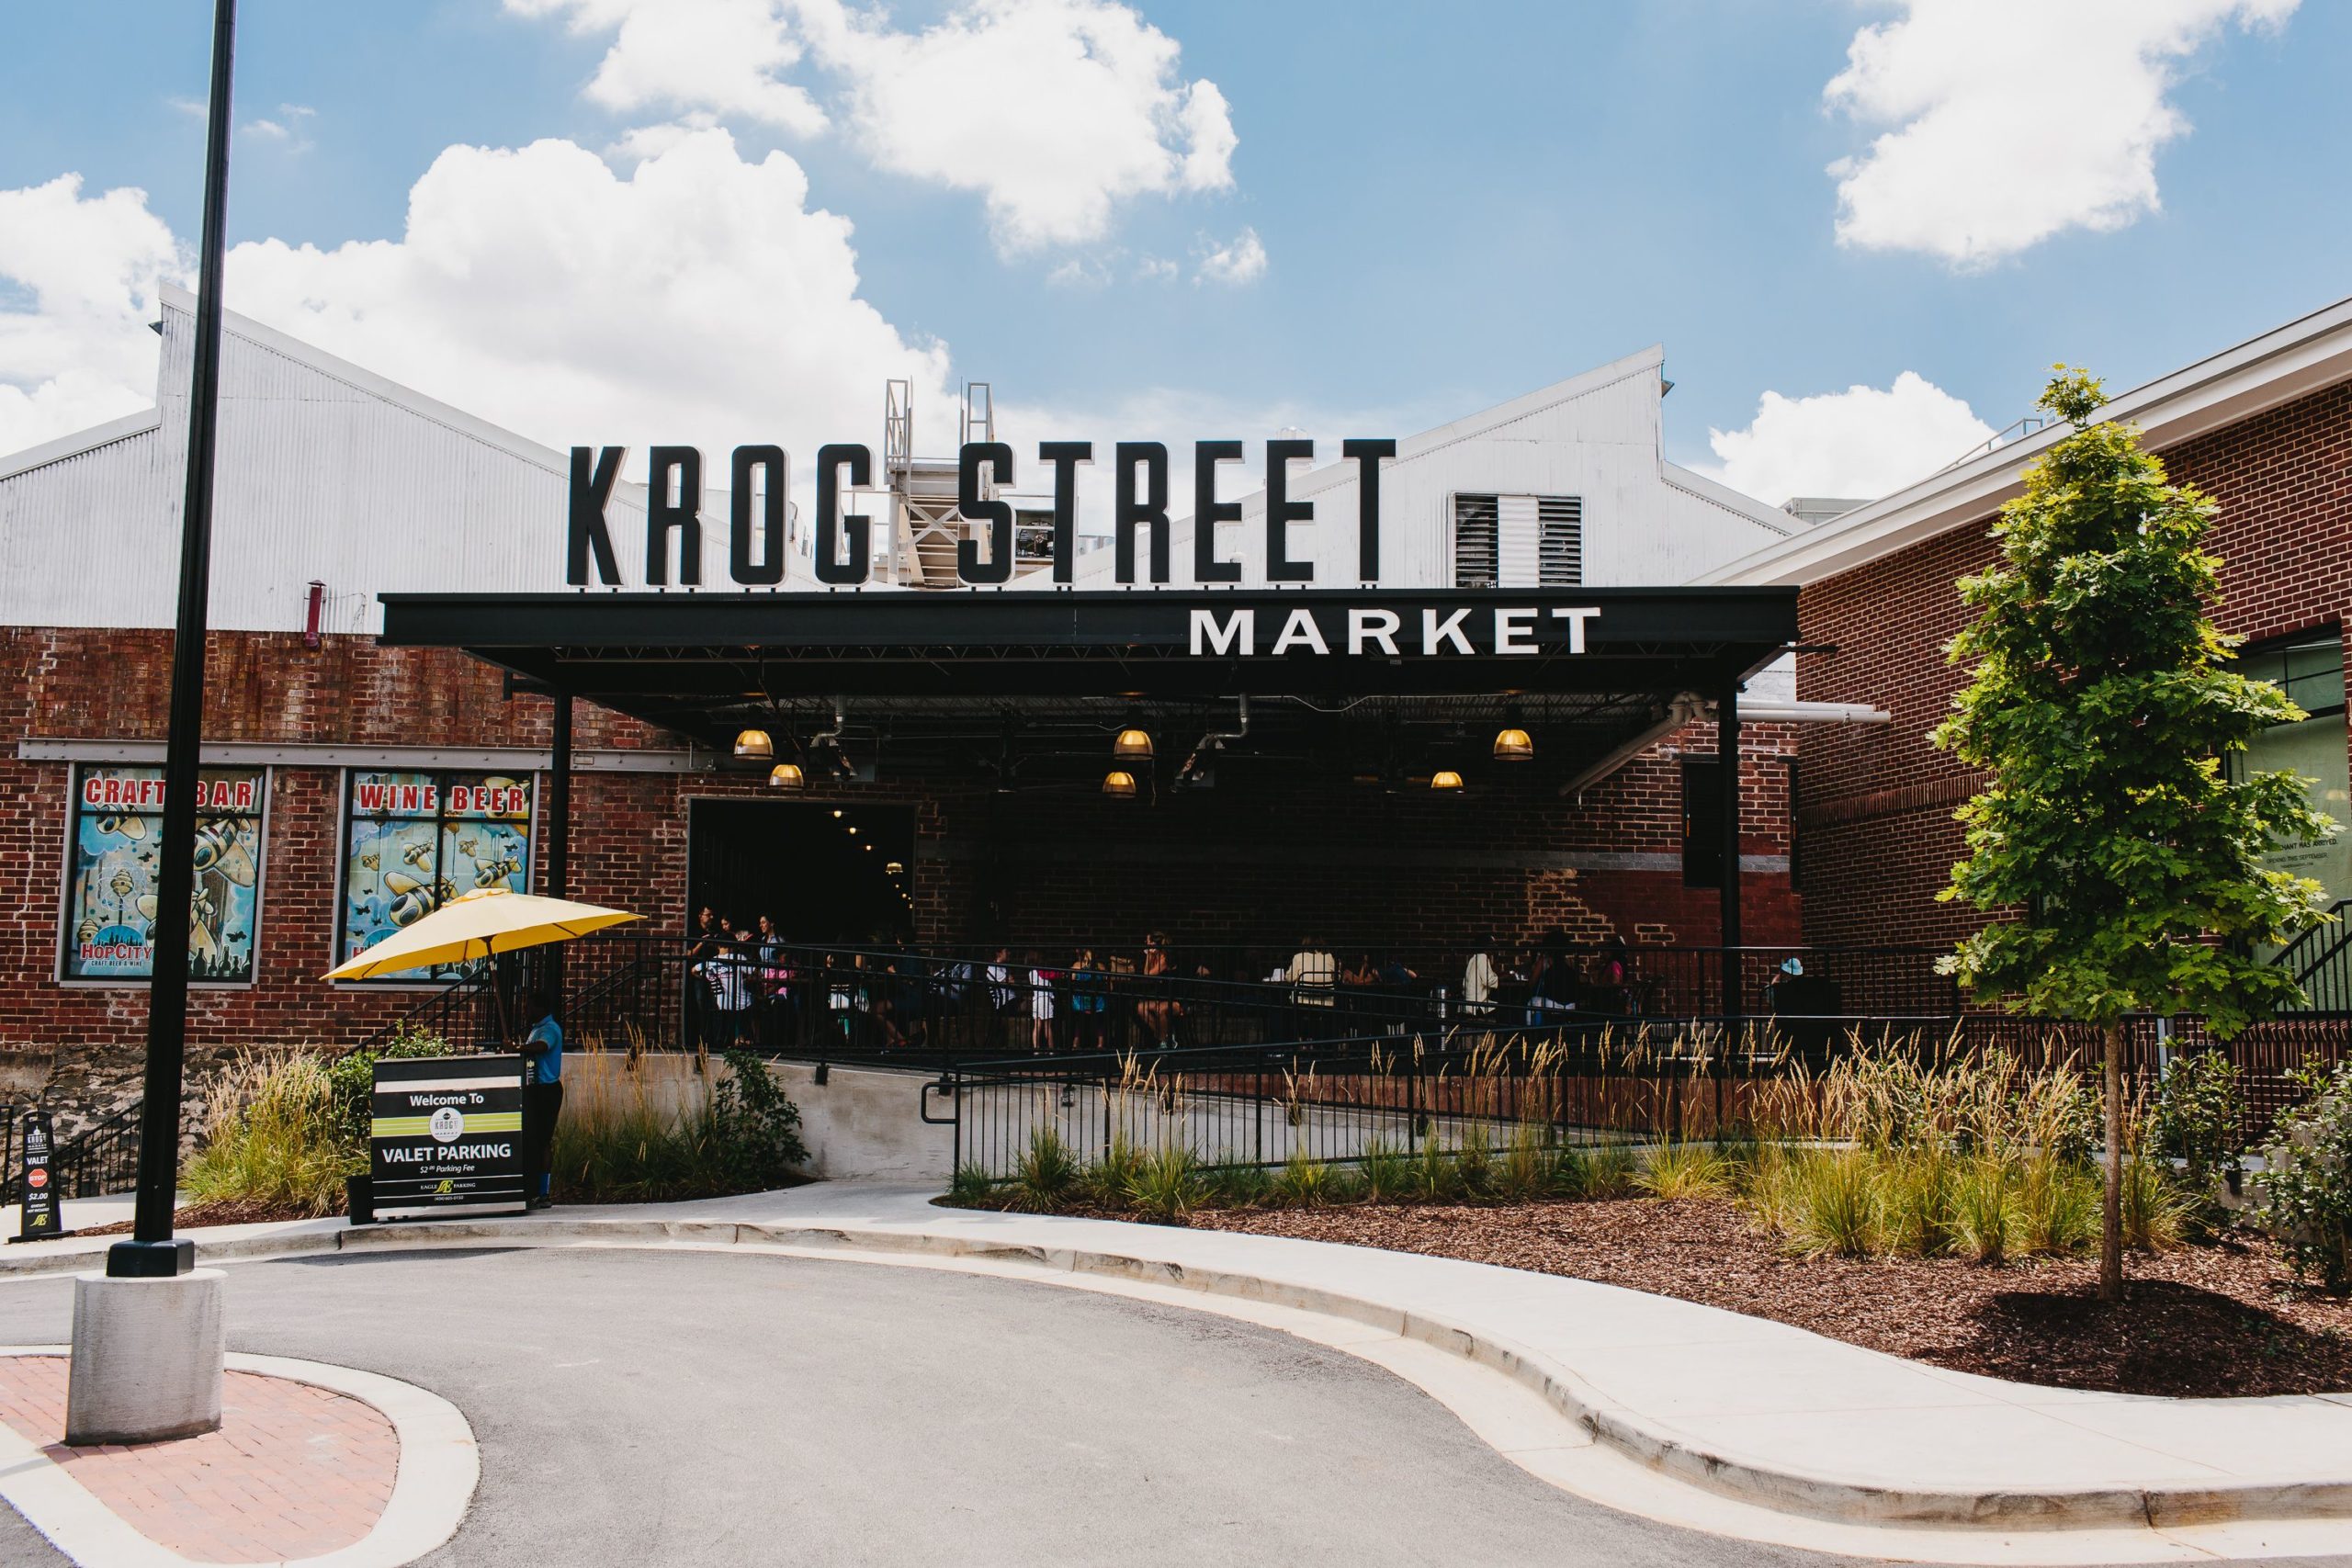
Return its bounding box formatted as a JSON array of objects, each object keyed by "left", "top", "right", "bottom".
[{"left": 322, "top": 886, "right": 641, "bottom": 982}]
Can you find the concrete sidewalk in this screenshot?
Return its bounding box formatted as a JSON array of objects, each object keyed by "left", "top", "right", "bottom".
[{"left": 5, "top": 1184, "right": 2348, "bottom": 1542}]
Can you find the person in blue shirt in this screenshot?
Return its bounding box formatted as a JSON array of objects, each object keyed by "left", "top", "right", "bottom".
[{"left": 519, "top": 987, "right": 564, "bottom": 1210}]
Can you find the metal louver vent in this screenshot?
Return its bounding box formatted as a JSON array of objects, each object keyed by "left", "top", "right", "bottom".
[
  {"left": 1537, "top": 496, "right": 1583, "bottom": 586},
  {"left": 1453, "top": 494, "right": 1498, "bottom": 589}
]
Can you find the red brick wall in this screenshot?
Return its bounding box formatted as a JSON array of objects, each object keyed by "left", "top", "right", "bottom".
[
  {"left": 1794, "top": 380, "right": 2352, "bottom": 947},
  {"left": 0, "top": 624, "right": 1801, "bottom": 1075}
]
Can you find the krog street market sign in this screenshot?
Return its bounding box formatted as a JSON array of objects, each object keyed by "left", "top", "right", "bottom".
[{"left": 566, "top": 437, "right": 1405, "bottom": 590}]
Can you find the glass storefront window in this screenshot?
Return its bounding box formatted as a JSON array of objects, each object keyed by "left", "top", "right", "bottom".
[
  {"left": 61, "top": 764, "right": 268, "bottom": 983},
  {"left": 339, "top": 771, "right": 535, "bottom": 981},
  {"left": 2236, "top": 636, "right": 2351, "bottom": 911}
]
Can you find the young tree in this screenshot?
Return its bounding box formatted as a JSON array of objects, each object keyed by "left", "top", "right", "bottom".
[{"left": 1933, "top": 367, "right": 2338, "bottom": 1301}]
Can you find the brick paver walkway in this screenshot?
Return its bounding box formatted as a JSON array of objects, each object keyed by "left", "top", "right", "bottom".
[{"left": 0, "top": 1354, "right": 397, "bottom": 1563}]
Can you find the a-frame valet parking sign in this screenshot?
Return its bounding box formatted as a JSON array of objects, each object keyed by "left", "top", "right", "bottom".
[{"left": 370, "top": 1055, "right": 529, "bottom": 1219}]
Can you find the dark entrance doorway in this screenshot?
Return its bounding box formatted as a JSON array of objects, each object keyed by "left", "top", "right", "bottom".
[{"left": 685, "top": 801, "right": 915, "bottom": 944}]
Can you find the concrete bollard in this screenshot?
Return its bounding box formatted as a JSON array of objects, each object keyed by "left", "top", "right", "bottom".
[{"left": 64, "top": 1269, "right": 226, "bottom": 1445}]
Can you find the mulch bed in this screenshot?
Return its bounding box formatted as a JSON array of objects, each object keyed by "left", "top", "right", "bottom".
[{"left": 1183, "top": 1197, "right": 2352, "bottom": 1398}]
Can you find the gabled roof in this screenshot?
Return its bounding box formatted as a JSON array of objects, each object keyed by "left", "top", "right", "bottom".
[{"left": 1697, "top": 292, "right": 2352, "bottom": 588}]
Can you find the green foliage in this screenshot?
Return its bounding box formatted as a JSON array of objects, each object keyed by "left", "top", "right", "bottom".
[
  {"left": 1272, "top": 1147, "right": 1350, "bottom": 1207},
  {"left": 711, "top": 1051, "right": 808, "bottom": 1191},
  {"left": 1635, "top": 1140, "right": 1739, "bottom": 1201},
  {"left": 1124, "top": 1145, "right": 1207, "bottom": 1223},
  {"left": 1013, "top": 1127, "right": 1080, "bottom": 1209},
  {"left": 327, "top": 1022, "right": 453, "bottom": 1146},
  {"left": 1411, "top": 1134, "right": 1461, "bottom": 1201},
  {"left": 1876, "top": 1153, "right": 1954, "bottom": 1257},
  {"left": 548, "top": 1053, "right": 808, "bottom": 1205},
  {"left": 1358, "top": 1137, "right": 1412, "bottom": 1202},
  {"left": 1932, "top": 367, "right": 2337, "bottom": 1032},
  {"left": 1454, "top": 1124, "right": 1496, "bottom": 1197},
  {"left": 1080, "top": 1139, "right": 1147, "bottom": 1208},
  {"left": 2122, "top": 1156, "right": 2188, "bottom": 1251},
  {"left": 1782, "top": 1150, "right": 1882, "bottom": 1258},
  {"left": 1496, "top": 1122, "right": 1560, "bottom": 1201},
  {"left": 2154, "top": 1049, "right": 2249, "bottom": 1212},
  {"left": 1950, "top": 1160, "right": 2013, "bottom": 1263},
  {"left": 185, "top": 1054, "right": 355, "bottom": 1216},
  {"left": 947, "top": 1164, "right": 996, "bottom": 1205},
  {"left": 1208, "top": 1162, "right": 1273, "bottom": 1209},
  {"left": 1581, "top": 1143, "right": 1638, "bottom": 1199},
  {"left": 2016, "top": 1156, "right": 2100, "bottom": 1255},
  {"left": 2259, "top": 1061, "right": 2352, "bottom": 1292}
]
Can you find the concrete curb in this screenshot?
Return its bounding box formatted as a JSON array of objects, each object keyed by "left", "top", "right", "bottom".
[{"left": 7, "top": 1206, "right": 2348, "bottom": 1535}]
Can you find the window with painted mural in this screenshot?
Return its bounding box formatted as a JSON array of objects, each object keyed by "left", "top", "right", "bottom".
[
  {"left": 62, "top": 765, "right": 267, "bottom": 983},
  {"left": 339, "top": 771, "right": 535, "bottom": 979}
]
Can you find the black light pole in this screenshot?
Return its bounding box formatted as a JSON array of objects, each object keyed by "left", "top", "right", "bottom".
[{"left": 109, "top": 0, "right": 237, "bottom": 1281}]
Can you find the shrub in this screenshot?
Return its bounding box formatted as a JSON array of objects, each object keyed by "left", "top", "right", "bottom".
[
  {"left": 947, "top": 1164, "right": 996, "bottom": 1205},
  {"left": 1080, "top": 1139, "right": 1147, "bottom": 1208},
  {"left": 185, "top": 1053, "right": 353, "bottom": 1216},
  {"left": 326, "top": 1021, "right": 453, "bottom": 1146},
  {"left": 1125, "top": 1146, "right": 1206, "bottom": 1223},
  {"left": 1207, "top": 1162, "right": 1272, "bottom": 1209},
  {"left": 2153, "top": 1049, "right": 2247, "bottom": 1201},
  {"left": 712, "top": 1051, "right": 808, "bottom": 1190},
  {"left": 1411, "top": 1135, "right": 1461, "bottom": 1201},
  {"left": 2016, "top": 1157, "right": 2100, "bottom": 1256},
  {"left": 1454, "top": 1124, "right": 1496, "bottom": 1197},
  {"left": 1636, "top": 1141, "right": 1738, "bottom": 1201},
  {"left": 1949, "top": 1158, "right": 2013, "bottom": 1264},
  {"left": 1496, "top": 1122, "right": 1559, "bottom": 1201},
  {"left": 2260, "top": 1061, "right": 2352, "bottom": 1293},
  {"left": 1582, "top": 1143, "right": 1638, "bottom": 1199},
  {"left": 2121, "top": 1156, "right": 2188, "bottom": 1252},
  {"left": 1358, "top": 1138, "right": 1412, "bottom": 1203},
  {"left": 1876, "top": 1152, "right": 1953, "bottom": 1257},
  {"left": 1013, "top": 1127, "right": 1080, "bottom": 1209},
  {"left": 1785, "top": 1150, "right": 1881, "bottom": 1258},
  {"left": 1272, "top": 1148, "right": 1346, "bottom": 1207}
]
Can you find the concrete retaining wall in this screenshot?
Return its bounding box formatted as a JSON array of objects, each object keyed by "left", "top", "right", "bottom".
[{"left": 560, "top": 1053, "right": 951, "bottom": 1184}]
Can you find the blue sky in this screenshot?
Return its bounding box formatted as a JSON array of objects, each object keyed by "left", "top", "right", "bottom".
[{"left": 2, "top": 1, "right": 2345, "bottom": 504}]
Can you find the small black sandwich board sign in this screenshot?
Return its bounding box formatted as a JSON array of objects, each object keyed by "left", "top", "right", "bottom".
[
  {"left": 369, "top": 1055, "right": 529, "bottom": 1221},
  {"left": 11, "top": 1111, "right": 60, "bottom": 1243}
]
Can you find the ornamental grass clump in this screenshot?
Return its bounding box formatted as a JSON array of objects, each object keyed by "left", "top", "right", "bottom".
[
  {"left": 185, "top": 1052, "right": 353, "bottom": 1216},
  {"left": 1744, "top": 1032, "right": 2193, "bottom": 1264},
  {"left": 1013, "top": 1127, "right": 1080, "bottom": 1209},
  {"left": 1635, "top": 1139, "right": 1739, "bottom": 1201}
]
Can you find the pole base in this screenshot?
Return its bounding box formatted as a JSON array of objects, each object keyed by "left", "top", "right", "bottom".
[
  {"left": 104, "top": 1237, "right": 195, "bottom": 1278},
  {"left": 65, "top": 1268, "right": 225, "bottom": 1444}
]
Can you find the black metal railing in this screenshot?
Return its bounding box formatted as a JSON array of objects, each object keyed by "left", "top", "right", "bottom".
[
  {"left": 360, "top": 934, "right": 1966, "bottom": 1067},
  {"left": 1, "top": 1099, "right": 144, "bottom": 1208},
  {"left": 2278, "top": 899, "right": 2352, "bottom": 1014},
  {"left": 933, "top": 1010, "right": 2352, "bottom": 1184}
]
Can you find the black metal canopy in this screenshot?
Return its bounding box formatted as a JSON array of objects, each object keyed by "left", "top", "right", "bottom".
[{"left": 379, "top": 586, "right": 1798, "bottom": 778}]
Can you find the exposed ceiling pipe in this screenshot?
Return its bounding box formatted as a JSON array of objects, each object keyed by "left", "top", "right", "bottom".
[
  {"left": 1555, "top": 694, "right": 1707, "bottom": 799},
  {"left": 1177, "top": 694, "right": 1250, "bottom": 787}
]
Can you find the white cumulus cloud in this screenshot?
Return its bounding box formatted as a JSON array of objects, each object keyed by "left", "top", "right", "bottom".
[
  {"left": 509, "top": 0, "right": 827, "bottom": 135},
  {"left": 514, "top": 0, "right": 1240, "bottom": 256},
  {"left": 222, "top": 128, "right": 954, "bottom": 456},
  {"left": 1825, "top": 0, "right": 2299, "bottom": 267},
  {"left": 1701, "top": 373, "right": 1996, "bottom": 506},
  {"left": 0, "top": 130, "right": 956, "bottom": 464},
  {"left": 1193, "top": 227, "right": 1266, "bottom": 286},
  {"left": 0, "top": 174, "right": 186, "bottom": 456}
]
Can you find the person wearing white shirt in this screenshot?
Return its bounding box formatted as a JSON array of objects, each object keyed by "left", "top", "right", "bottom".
[
  {"left": 1289, "top": 940, "right": 1338, "bottom": 1007},
  {"left": 1462, "top": 941, "right": 1498, "bottom": 1017}
]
